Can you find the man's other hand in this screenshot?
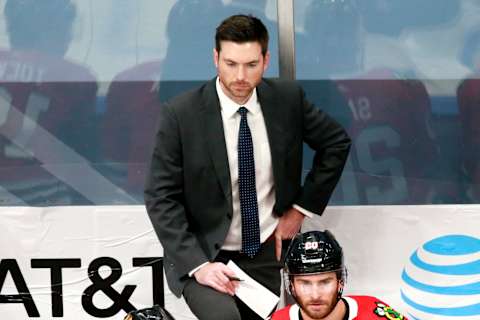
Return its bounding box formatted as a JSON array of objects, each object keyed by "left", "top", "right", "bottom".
[{"left": 274, "top": 207, "right": 305, "bottom": 261}]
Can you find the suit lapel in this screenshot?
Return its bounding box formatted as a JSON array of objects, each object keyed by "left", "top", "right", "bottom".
[
  {"left": 200, "top": 79, "right": 233, "bottom": 210},
  {"left": 257, "top": 80, "right": 285, "bottom": 199}
]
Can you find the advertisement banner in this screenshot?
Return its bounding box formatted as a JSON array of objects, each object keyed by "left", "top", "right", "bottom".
[{"left": 0, "top": 206, "right": 194, "bottom": 319}]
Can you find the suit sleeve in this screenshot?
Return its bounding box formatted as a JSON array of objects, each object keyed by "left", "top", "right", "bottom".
[
  {"left": 295, "top": 87, "right": 351, "bottom": 214},
  {"left": 144, "top": 103, "right": 209, "bottom": 278}
]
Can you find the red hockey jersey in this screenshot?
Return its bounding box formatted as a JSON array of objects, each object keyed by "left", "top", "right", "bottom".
[
  {"left": 333, "top": 69, "right": 439, "bottom": 204},
  {"left": 101, "top": 60, "right": 162, "bottom": 196},
  {"left": 271, "top": 295, "right": 407, "bottom": 320},
  {"left": 0, "top": 49, "right": 97, "bottom": 205}
]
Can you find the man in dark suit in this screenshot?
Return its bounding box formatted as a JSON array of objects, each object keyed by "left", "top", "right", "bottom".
[{"left": 144, "top": 15, "right": 351, "bottom": 320}]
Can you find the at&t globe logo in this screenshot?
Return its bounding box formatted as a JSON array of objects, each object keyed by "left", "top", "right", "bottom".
[{"left": 401, "top": 235, "right": 480, "bottom": 319}]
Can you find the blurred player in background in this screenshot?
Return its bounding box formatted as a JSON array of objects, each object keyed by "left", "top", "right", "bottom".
[
  {"left": 0, "top": 0, "right": 98, "bottom": 205},
  {"left": 298, "top": 0, "right": 461, "bottom": 205},
  {"left": 335, "top": 70, "right": 439, "bottom": 204},
  {"left": 457, "top": 28, "right": 480, "bottom": 202},
  {"left": 101, "top": 59, "right": 162, "bottom": 201}
]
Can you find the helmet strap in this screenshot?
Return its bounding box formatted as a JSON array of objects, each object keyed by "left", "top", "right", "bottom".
[
  {"left": 337, "top": 279, "right": 344, "bottom": 300},
  {"left": 289, "top": 280, "right": 300, "bottom": 305}
]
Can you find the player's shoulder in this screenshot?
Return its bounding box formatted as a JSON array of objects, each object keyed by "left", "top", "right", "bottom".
[
  {"left": 270, "top": 304, "right": 298, "bottom": 320},
  {"left": 345, "top": 295, "right": 407, "bottom": 319},
  {"left": 111, "top": 60, "right": 162, "bottom": 82},
  {"left": 106, "top": 60, "right": 162, "bottom": 105},
  {"left": 457, "top": 74, "right": 480, "bottom": 95}
]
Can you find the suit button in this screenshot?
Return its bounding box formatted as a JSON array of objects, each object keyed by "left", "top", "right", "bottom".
[{"left": 214, "top": 243, "right": 220, "bottom": 250}]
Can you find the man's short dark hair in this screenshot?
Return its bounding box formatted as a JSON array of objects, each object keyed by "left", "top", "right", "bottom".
[
  {"left": 215, "top": 14, "right": 269, "bottom": 56},
  {"left": 4, "top": 0, "right": 75, "bottom": 53}
]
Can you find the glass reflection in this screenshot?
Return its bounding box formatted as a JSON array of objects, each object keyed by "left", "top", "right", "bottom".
[
  {"left": 296, "top": 0, "right": 467, "bottom": 205},
  {"left": 0, "top": 0, "right": 98, "bottom": 205},
  {"left": 101, "top": 60, "right": 162, "bottom": 202},
  {"left": 457, "top": 27, "right": 480, "bottom": 203}
]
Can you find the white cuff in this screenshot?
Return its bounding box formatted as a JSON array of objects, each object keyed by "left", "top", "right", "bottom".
[
  {"left": 188, "top": 262, "right": 209, "bottom": 277},
  {"left": 293, "top": 204, "right": 315, "bottom": 218}
]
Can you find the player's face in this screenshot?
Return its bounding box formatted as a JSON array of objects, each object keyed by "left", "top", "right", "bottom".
[
  {"left": 292, "top": 272, "right": 343, "bottom": 320},
  {"left": 214, "top": 40, "right": 269, "bottom": 105}
]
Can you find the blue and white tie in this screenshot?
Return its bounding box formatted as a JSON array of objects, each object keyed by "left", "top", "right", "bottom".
[{"left": 237, "top": 106, "right": 261, "bottom": 258}]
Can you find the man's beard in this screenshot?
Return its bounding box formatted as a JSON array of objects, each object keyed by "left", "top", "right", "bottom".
[
  {"left": 228, "top": 81, "right": 253, "bottom": 97},
  {"left": 297, "top": 295, "right": 339, "bottom": 319},
  {"left": 219, "top": 77, "right": 254, "bottom": 102}
]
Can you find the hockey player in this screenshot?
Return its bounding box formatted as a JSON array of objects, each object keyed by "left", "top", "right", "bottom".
[
  {"left": 271, "top": 230, "right": 407, "bottom": 320},
  {"left": 0, "top": 0, "right": 98, "bottom": 205}
]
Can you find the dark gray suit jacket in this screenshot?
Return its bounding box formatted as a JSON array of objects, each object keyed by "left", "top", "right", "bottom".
[{"left": 144, "top": 78, "right": 351, "bottom": 297}]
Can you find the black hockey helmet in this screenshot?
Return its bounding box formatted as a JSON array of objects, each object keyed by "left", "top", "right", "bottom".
[
  {"left": 124, "top": 305, "right": 175, "bottom": 320},
  {"left": 285, "top": 230, "right": 344, "bottom": 276}
]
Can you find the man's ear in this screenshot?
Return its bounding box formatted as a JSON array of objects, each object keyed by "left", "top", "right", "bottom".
[
  {"left": 263, "top": 50, "right": 271, "bottom": 71},
  {"left": 213, "top": 48, "right": 219, "bottom": 68}
]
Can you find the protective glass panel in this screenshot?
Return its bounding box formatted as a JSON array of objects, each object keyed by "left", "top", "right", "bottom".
[
  {"left": 0, "top": 0, "right": 279, "bottom": 205},
  {"left": 295, "top": 0, "right": 477, "bottom": 204}
]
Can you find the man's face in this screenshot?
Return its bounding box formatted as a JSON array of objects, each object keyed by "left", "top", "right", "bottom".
[
  {"left": 214, "top": 40, "right": 269, "bottom": 104},
  {"left": 292, "top": 272, "right": 343, "bottom": 320}
]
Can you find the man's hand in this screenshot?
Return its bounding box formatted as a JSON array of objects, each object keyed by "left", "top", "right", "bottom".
[
  {"left": 193, "top": 262, "right": 239, "bottom": 296},
  {"left": 274, "top": 207, "right": 305, "bottom": 261}
]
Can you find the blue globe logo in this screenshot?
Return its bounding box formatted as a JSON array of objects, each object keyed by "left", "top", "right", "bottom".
[{"left": 401, "top": 235, "right": 480, "bottom": 319}]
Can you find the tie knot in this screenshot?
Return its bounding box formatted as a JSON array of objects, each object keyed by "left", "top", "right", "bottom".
[{"left": 238, "top": 106, "right": 248, "bottom": 117}]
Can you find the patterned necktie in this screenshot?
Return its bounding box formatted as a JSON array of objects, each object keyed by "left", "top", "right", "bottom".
[{"left": 237, "top": 106, "right": 261, "bottom": 258}]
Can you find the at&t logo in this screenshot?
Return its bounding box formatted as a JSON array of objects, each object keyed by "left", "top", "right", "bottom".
[{"left": 401, "top": 235, "right": 480, "bottom": 319}]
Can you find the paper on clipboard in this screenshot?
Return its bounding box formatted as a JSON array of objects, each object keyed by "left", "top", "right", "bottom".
[{"left": 227, "top": 260, "right": 279, "bottom": 319}]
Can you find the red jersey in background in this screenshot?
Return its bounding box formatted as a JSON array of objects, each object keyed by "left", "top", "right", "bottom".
[{"left": 0, "top": 49, "right": 97, "bottom": 205}]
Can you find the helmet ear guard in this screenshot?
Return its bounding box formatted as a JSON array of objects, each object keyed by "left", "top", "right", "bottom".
[
  {"left": 283, "top": 272, "right": 295, "bottom": 296},
  {"left": 337, "top": 273, "right": 346, "bottom": 299}
]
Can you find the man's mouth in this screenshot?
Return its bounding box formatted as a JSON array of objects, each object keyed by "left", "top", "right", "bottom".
[
  {"left": 308, "top": 302, "right": 326, "bottom": 309},
  {"left": 233, "top": 82, "right": 249, "bottom": 87}
]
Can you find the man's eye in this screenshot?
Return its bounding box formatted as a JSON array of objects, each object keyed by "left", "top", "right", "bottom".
[{"left": 248, "top": 63, "right": 258, "bottom": 67}]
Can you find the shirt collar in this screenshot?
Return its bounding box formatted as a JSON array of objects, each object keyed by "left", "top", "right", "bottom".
[{"left": 216, "top": 77, "right": 259, "bottom": 119}]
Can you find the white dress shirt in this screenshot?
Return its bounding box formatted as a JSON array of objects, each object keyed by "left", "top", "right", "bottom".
[{"left": 216, "top": 78, "right": 278, "bottom": 250}]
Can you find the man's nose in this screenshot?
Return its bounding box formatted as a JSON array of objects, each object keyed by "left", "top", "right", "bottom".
[
  {"left": 310, "top": 283, "right": 328, "bottom": 299},
  {"left": 236, "top": 66, "right": 245, "bottom": 80},
  {"left": 310, "top": 287, "right": 322, "bottom": 300}
]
